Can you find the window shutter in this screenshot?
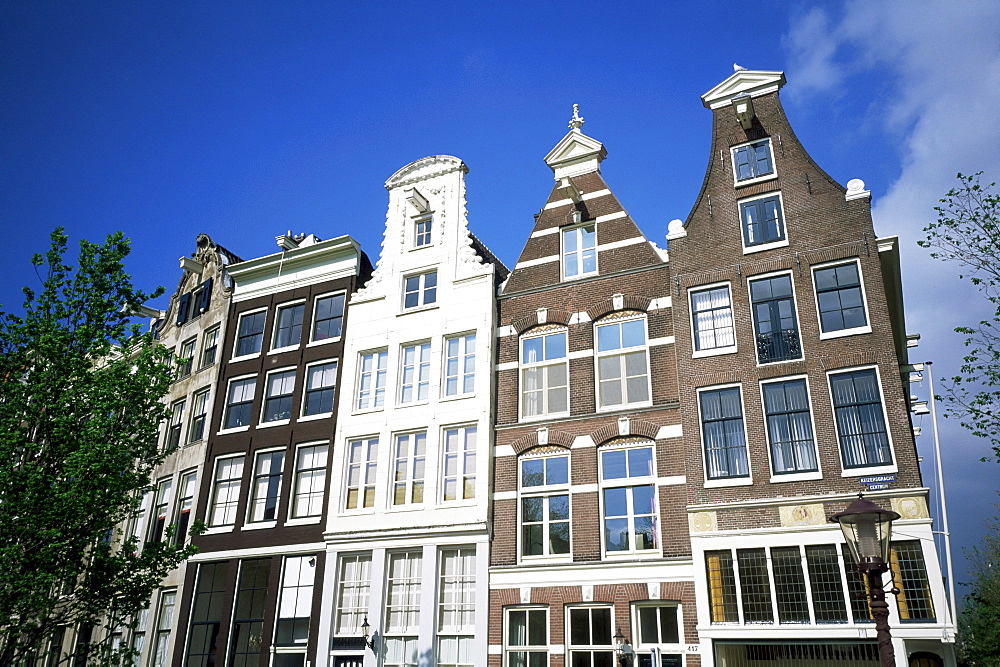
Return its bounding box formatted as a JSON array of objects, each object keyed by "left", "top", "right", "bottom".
[
  {"left": 198, "top": 278, "right": 213, "bottom": 314},
  {"left": 176, "top": 293, "right": 191, "bottom": 326}
]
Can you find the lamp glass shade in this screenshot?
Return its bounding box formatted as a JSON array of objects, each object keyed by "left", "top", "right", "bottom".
[
  {"left": 361, "top": 617, "right": 370, "bottom": 639},
  {"left": 830, "top": 497, "right": 900, "bottom": 567}
]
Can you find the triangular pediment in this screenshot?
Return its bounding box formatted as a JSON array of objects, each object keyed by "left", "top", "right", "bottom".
[
  {"left": 702, "top": 70, "right": 786, "bottom": 109},
  {"left": 543, "top": 130, "right": 607, "bottom": 179}
]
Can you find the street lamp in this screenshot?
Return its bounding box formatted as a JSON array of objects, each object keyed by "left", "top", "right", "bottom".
[
  {"left": 830, "top": 495, "right": 901, "bottom": 667},
  {"left": 360, "top": 616, "right": 377, "bottom": 652},
  {"left": 613, "top": 626, "right": 633, "bottom": 665}
]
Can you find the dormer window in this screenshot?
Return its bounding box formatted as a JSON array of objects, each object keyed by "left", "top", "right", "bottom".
[
  {"left": 413, "top": 216, "right": 432, "bottom": 248},
  {"left": 562, "top": 224, "right": 597, "bottom": 280},
  {"left": 732, "top": 139, "right": 774, "bottom": 183}
]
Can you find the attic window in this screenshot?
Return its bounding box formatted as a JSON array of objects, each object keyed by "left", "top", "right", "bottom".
[
  {"left": 732, "top": 139, "right": 774, "bottom": 183},
  {"left": 562, "top": 224, "right": 597, "bottom": 280}
]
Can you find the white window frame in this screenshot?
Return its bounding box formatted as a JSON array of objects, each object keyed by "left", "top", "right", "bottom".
[
  {"left": 519, "top": 452, "right": 571, "bottom": 561},
  {"left": 260, "top": 367, "right": 296, "bottom": 426},
  {"left": 632, "top": 602, "right": 685, "bottom": 666},
  {"left": 747, "top": 269, "right": 803, "bottom": 366},
  {"left": 441, "top": 425, "right": 477, "bottom": 503},
  {"left": 356, "top": 349, "right": 388, "bottom": 411},
  {"left": 344, "top": 436, "right": 378, "bottom": 511},
  {"left": 399, "top": 341, "right": 432, "bottom": 404},
  {"left": 436, "top": 547, "right": 476, "bottom": 667},
  {"left": 166, "top": 398, "right": 186, "bottom": 449},
  {"left": 232, "top": 307, "right": 268, "bottom": 360},
  {"left": 689, "top": 282, "right": 737, "bottom": 358},
  {"left": 220, "top": 374, "right": 256, "bottom": 433},
  {"left": 200, "top": 325, "right": 220, "bottom": 369},
  {"left": 289, "top": 442, "right": 328, "bottom": 522},
  {"left": 519, "top": 327, "right": 569, "bottom": 420},
  {"left": 697, "top": 383, "right": 753, "bottom": 488},
  {"left": 413, "top": 214, "right": 433, "bottom": 248},
  {"left": 245, "top": 447, "right": 285, "bottom": 527},
  {"left": 566, "top": 605, "right": 615, "bottom": 667},
  {"left": 827, "top": 365, "right": 898, "bottom": 477},
  {"left": 594, "top": 315, "right": 652, "bottom": 411},
  {"left": 334, "top": 552, "right": 371, "bottom": 637},
  {"left": 730, "top": 137, "right": 776, "bottom": 186},
  {"left": 402, "top": 269, "right": 438, "bottom": 310},
  {"left": 271, "top": 299, "right": 306, "bottom": 352},
  {"left": 391, "top": 431, "right": 427, "bottom": 507},
  {"left": 443, "top": 333, "right": 476, "bottom": 398},
  {"left": 300, "top": 359, "right": 338, "bottom": 420},
  {"left": 207, "top": 454, "right": 244, "bottom": 529},
  {"left": 384, "top": 550, "right": 423, "bottom": 667},
  {"left": 149, "top": 588, "right": 177, "bottom": 667},
  {"left": 188, "top": 387, "right": 210, "bottom": 443},
  {"left": 561, "top": 222, "right": 598, "bottom": 280},
  {"left": 739, "top": 191, "right": 789, "bottom": 254},
  {"left": 759, "top": 375, "right": 823, "bottom": 483},
  {"left": 504, "top": 607, "right": 549, "bottom": 667},
  {"left": 177, "top": 337, "right": 197, "bottom": 378},
  {"left": 309, "top": 291, "right": 346, "bottom": 345},
  {"left": 273, "top": 555, "right": 316, "bottom": 654},
  {"left": 147, "top": 476, "right": 173, "bottom": 544},
  {"left": 598, "top": 440, "right": 660, "bottom": 557},
  {"left": 812, "top": 258, "right": 872, "bottom": 339},
  {"left": 173, "top": 469, "right": 197, "bottom": 547}
]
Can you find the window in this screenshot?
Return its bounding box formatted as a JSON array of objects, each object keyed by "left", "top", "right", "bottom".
[
  {"left": 248, "top": 450, "right": 284, "bottom": 523},
  {"left": 400, "top": 342, "right": 431, "bottom": 403},
  {"left": 414, "top": 216, "right": 432, "bottom": 247},
  {"left": 223, "top": 377, "right": 256, "bottom": 429},
  {"left": 403, "top": 270, "right": 437, "bottom": 309},
  {"left": 595, "top": 317, "right": 650, "bottom": 408},
  {"left": 303, "top": 361, "right": 338, "bottom": 416},
  {"left": 442, "top": 426, "right": 476, "bottom": 501},
  {"left": 699, "top": 386, "right": 749, "bottom": 481},
  {"left": 177, "top": 338, "right": 196, "bottom": 377},
  {"left": 345, "top": 437, "right": 378, "bottom": 509},
  {"left": 505, "top": 608, "right": 547, "bottom": 667},
  {"left": 444, "top": 334, "right": 475, "bottom": 397},
  {"left": 357, "top": 350, "right": 388, "bottom": 410},
  {"left": 185, "top": 563, "right": 227, "bottom": 667},
  {"left": 234, "top": 309, "right": 267, "bottom": 358},
  {"left": 732, "top": 139, "right": 774, "bottom": 182},
  {"left": 562, "top": 224, "right": 597, "bottom": 279},
  {"left": 690, "top": 285, "right": 736, "bottom": 353},
  {"left": 805, "top": 545, "right": 848, "bottom": 624},
  {"left": 749, "top": 273, "right": 801, "bottom": 363},
  {"left": 132, "top": 491, "right": 151, "bottom": 543},
  {"left": 740, "top": 194, "right": 785, "bottom": 248},
  {"left": 636, "top": 604, "right": 680, "bottom": 645},
  {"left": 771, "top": 546, "right": 810, "bottom": 623},
  {"left": 568, "top": 607, "right": 613, "bottom": 667},
  {"left": 262, "top": 369, "right": 296, "bottom": 423},
  {"left": 131, "top": 608, "right": 149, "bottom": 667},
  {"left": 209, "top": 456, "right": 244, "bottom": 527},
  {"left": 273, "top": 303, "right": 305, "bottom": 350},
  {"left": 891, "top": 541, "right": 936, "bottom": 622},
  {"left": 762, "top": 379, "right": 818, "bottom": 475},
  {"left": 335, "top": 553, "right": 371, "bottom": 635},
  {"left": 173, "top": 470, "right": 196, "bottom": 547},
  {"left": 166, "top": 399, "right": 185, "bottom": 448},
  {"left": 385, "top": 551, "right": 422, "bottom": 667},
  {"left": 829, "top": 368, "right": 893, "bottom": 469},
  {"left": 393, "top": 432, "right": 426, "bottom": 505},
  {"left": 275, "top": 556, "right": 316, "bottom": 648},
  {"left": 311, "top": 293, "right": 345, "bottom": 342},
  {"left": 291, "top": 444, "right": 327, "bottom": 518},
  {"left": 150, "top": 590, "right": 176, "bottom": 667},
  {"left": 147, "top": 478, "right": 172, "bottom": 544},
  {"left": 520, "top": 329, "right": 568, "bottom": 418},
  {"left": 813, "top": 261, "right": 869, "bottom": 335},
  {"left": 520, "top": 454, "right": 570, "bottom": 558},
  {"left": 189, "top": 388, "right": 209, "bottom": 442},
  {"left": 600, "top": 444, "right": 657, "bottom": 554},
  {"left": 738, "top": 548, "right": 773, "bottom": 623},
  {"left": 229, "top": 559, "right": 270, "bottom": 667},
  {"left": 200, "top": 326, "right": 219, "bottom": 368},
  {"left": 437, "top": 548, "right": 475, "bottom": 667}
]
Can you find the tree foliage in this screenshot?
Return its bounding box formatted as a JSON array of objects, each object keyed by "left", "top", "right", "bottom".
[
  {"left": 958, "top": 501, "right": 1000, "bottom": 665},
  {"left": 919, "top": 172, "right": 1000, "bottom": 462},
  {"left": 0, "top": 229, "right": 197, "bottom": 666}
]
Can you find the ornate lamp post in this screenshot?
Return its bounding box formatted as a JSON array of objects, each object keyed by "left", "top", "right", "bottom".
[{"left": 830, "top": 495, "right": 901, "bottom": 667}]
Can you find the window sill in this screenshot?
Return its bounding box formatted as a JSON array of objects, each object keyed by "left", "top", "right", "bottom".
[
  {"left": 519, "top": 411, "right": 571, "bottom": 423},
  {"left": 217, "top": 425, "right": 251, "bottom": 435},
  {"left": 258, "top": 419, "right": 291, "bottom": 429},
  {"left": 733, "top": 173, "right": 778, "bottom": 188},
  {"left": 561, "top": 271, "right": 599, "bottom": 283},
  {"left": 770, "top": 471, "right": 823, "bottom": 483},
  {"left": 398, "top": 304, "right": 439, "bottom": 316},
  {"left": 203, "top": 525, "right": 235, "bottom": 535},
  {"left": 269, "top": 345, "right": 301, "bottom": 356},
  {"left": 306, "top": 336, "right": 341, "bottom": 348},
  {"left": 385, "top": 504, "right": 425, "bottom": 513},
  {"left": 298, "top": 412, "right": 333, "bottom": 423},
  {"left": 704, "top": 477, "right": 753, "bottom": 488},
  {"left": 692, "top": 346, "right": 738, "bottom": 359},
  {"left": 352, "top": 405, "right": 386, "bottom": 415},
  {"left": 841, "top": 463, "right": 897, "bottom": 478},
  {"left": 440, "top": 392, "right": 476, "bottom": 402},
  {"left": 603, "top": 550, "right": 662, "bottom": 560},
  {"left": 397, "top": 399, "right": 430, "bottom": 409},
  {"left": 519, "top": 555, "right": 573, "bottom": 564},
  {"left": 285, "top": 516, "right": 322, "bottom": 527},
  {"left": 819, "top": 326, "right": 872, "bottom": 340},
  {"left": 597, "top": 400, "right": 652, "bottom": 413},
  {"left": 742, "top": 239, "right": 789, "bottom": 255},
  {"left": 230, "top": 353, "right": 262, "bottom": 363},
  {"left": 243, "top": 521, "right": 277, "bottom": 531},
  {"left": 755, "top": 356, "right": 804, "bottom": 369}
]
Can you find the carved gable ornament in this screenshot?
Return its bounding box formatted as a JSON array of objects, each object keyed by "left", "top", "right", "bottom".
[{"left": 701, "top": 70, "right": 786, "bottom": 109}]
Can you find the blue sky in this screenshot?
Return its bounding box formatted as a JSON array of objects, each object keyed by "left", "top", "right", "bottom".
[{"left": 3, "top": 1, "right": 998, "bottom": 604}]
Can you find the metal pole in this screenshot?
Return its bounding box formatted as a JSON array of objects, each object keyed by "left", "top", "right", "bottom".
[
  {"left": 867, "top": 567, "right": 896, "bottom": 666},
  {"left": 926, "top": 361, "right": 957, "bottom": 627}
]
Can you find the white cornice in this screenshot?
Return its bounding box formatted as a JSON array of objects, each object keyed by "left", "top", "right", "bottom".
[
  {"left": 544, "top": 129, "right": 607, "bottom": 180},
  {"left": 229, "top": 235, "right": 361, "bottom": 300},
  {"left": 702, "top": 70, "right": 786, "bottom": 109},
  {"left": 384, "top": 155, "right": 467, "bottom": 190}
]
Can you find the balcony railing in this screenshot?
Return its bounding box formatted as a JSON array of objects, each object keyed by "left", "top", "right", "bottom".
[{"left": 756, "top": 329, "right": 802, "bottom": 363}]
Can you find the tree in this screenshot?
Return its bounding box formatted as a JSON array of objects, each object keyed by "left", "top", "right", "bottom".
[
  {"left": 957, "top": 501, "right": 1000, "bottom": 665},
  {"left": 919, "top": 172, "right": 1000, "bottom": 462},
  {"left": 0, "top": 229, "right": 198, "bottom": 666}
]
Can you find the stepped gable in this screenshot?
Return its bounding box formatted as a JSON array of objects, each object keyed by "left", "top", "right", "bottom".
[{"left": 503, "top": 106, "right": 663, "bottom": 295}]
